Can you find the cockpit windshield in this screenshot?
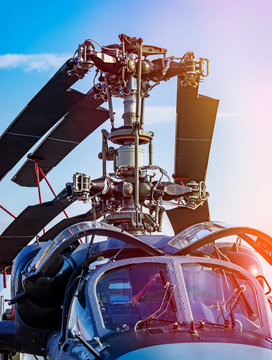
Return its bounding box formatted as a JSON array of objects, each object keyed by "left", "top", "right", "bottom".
[
  {"left": 96, "top": 263, "right": 177, "bottom": 331},
  {"left": 88, "top": 258, "right": 266, "bottom": 336},
  {"left": 181, "top": 264, "right": 261, "bottom": 330}
]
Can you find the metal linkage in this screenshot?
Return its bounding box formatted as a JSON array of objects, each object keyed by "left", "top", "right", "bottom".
[{"left": 34, "top": 163, "right": 43, "bottom": 205}]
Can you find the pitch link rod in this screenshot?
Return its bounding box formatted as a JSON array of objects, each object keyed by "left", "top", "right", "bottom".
[
  {"left": 106, "top": 75, "right": 115, "bottom": 130},
  {"left": 134, "top": 38, "right": 143, "bottom": 226}
]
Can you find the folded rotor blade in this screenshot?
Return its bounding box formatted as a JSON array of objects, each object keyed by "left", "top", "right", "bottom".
[
  {"left": 0, "top": 236, "right": 33, "bottom": 266},
  {"left": 169, "top": 81, "right": 218, "bottom": 235},
  {"left": 0, "top": 59, "right": 84, "bottom": 181},
  {"left": 174, "top": 79, "right": 219, "bottom": 183},
  {"left": 12, "top": 89, "right": 109, "bottom": 187},
  {"left": 166, "top": 201, "right": 210, "bottom": 235},
  {"left": 0, "top": 187, "right": 74, "bottom": 265}
]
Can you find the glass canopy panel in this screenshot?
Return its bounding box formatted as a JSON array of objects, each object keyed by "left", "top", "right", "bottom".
[
  {"left": 181, "top": 264, "right": 261, "bottom": 331},
  {"left": 29, "top": 221, "right": 111, "bottom": 272},
  {"left": 96, "top": 263, "right": 178, "bottom": 331},
  {"left": 28, "top": 221, "right": 159, "bottom": 275},
  {"left": 67, "top": 295, "right": 94, "bottom": 341},
  {"left": 169, "top": 222, "right": 225, "bottom": 250}
]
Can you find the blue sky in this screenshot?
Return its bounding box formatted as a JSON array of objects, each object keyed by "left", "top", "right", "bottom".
[{"left": 1, "top": 0, "right": 272, "bottom": 237}]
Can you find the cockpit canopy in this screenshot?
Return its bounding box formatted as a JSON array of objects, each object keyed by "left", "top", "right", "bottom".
[
  {"left": 67, "top": 256, "right": 271, "bottom": 340},
  {"left": 22, "top": 221, "right": 272, "bottom": 337}
]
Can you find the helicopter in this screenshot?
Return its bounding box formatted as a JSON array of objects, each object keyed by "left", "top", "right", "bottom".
[{"left": 0, "top": 34, "right": 272, "bottom": 359}]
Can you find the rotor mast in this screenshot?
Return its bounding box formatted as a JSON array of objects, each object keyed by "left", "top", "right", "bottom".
[{"left": 70, "top": 34, "right": 210, "bottom": 234}]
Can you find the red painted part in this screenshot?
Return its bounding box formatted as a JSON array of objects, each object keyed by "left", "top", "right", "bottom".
[
  {"left": 32, "top": 164, "right": 74, "bottom": 240},
  {"left": 38, "top": 166, "right": 69, "bottom": 219},
  {"left": 34, "top": 163, "right": 42, "bottom": 204},
  {"left": 37, "top": 165, "right": 76, "bottom": 241},
  {"left": 38, "top": 166, "right": 57, "bottom": 196},
  {"left": 132, "top": 273, "right": 160, "bottom": 306},
  {"left": 0, "top": 205, "right": 16, "bottom": 219},
  {"left": 0, "top": 205, "right": 40, "bottom": 240},
  {"left": 3, "top": 270, "right": 6, "bottom": 288},
  {"left": 34, "top": 163, "right": 45, "bottom": 234}
]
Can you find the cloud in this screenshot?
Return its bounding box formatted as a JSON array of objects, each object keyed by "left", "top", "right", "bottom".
[{"left": 0, "top": 53, "right": 70, "bottom": 72}]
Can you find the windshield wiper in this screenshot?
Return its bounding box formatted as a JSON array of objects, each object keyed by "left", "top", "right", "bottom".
[
  {"left": 218, "top": 284, "right": 247, "bottom": 328},
  {"left": 230, "top": 274, "right": 254, "bottom": 317},
  {"left": 134, "top": 282, "right": 176, "bottom": 331}
]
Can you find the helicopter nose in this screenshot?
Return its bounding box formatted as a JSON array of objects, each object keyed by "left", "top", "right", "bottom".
[{"left": 116, "top": 342, "right": 272, "bottom": 359}]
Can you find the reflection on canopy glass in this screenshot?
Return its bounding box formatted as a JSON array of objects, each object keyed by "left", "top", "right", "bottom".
[
  {"left": 182, "top": 264, "right": 260, "bottom": 331},
  {"left": 96, "top": 263, "right": 177, "bottom": 331}
]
